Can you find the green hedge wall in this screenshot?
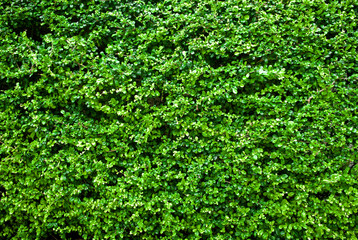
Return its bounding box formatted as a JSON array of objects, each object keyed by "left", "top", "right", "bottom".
[{"left": 1, "top": 0, "right": 358, "bottom": 239}]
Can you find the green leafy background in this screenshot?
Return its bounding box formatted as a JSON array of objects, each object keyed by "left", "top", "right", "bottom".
[{"left": 0, "top": 0, "right": 357, "bottom": 239}]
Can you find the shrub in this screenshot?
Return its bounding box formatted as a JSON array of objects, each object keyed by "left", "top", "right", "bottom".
[{"left": 1, "top": 0, "right": 357, "bottom": 239}]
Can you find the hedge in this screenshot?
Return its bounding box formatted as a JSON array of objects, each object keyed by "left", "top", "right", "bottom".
[{"left": 1, "top": 0, "right": 358, "bottom": 239}]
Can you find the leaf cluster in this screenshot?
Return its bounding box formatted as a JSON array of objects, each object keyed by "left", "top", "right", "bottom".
[{"left": 1, "top": 0, "right": 358, "bottom": 239}]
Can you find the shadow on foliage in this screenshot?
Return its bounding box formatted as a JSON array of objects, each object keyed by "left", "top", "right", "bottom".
[
  {"left": 0, "top": 71, "right": 43, "bottom": 91},
  {"left": 11, "top": 18, "right": 52, "bottom": 43}
]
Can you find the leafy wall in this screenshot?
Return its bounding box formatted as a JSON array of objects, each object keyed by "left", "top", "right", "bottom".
[{"left": 1, "top": 0, "right": 358, "bottom": 239}]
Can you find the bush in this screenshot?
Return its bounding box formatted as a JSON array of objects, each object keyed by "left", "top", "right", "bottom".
[{"left": 1, "top": 0, "right": 357, "bottom": 239}]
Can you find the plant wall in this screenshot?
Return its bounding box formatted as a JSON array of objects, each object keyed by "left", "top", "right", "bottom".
[{"left": 0, "top": 0, "right": 357, "bottom": 239}]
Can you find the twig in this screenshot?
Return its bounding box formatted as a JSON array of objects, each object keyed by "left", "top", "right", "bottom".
[{"left": 306, "top": 81, "right": 335, "bottom": 104}]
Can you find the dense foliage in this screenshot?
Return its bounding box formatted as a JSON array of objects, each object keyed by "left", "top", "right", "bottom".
[{"left": 1, "top": 0, "right": 358, "bottom": 239}]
